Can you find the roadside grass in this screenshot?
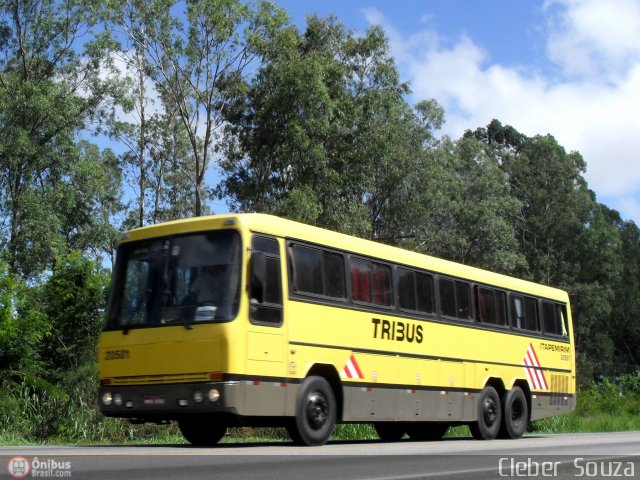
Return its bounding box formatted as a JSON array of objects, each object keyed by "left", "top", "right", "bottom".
[{"left": 529, "top": 383, "right": 640, "bottom": 434}]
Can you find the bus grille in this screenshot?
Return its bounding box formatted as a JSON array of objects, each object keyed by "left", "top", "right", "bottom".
[
  {"left": 111, "top": 372, "right": 210, "bottom": 385},
  {"left": 550, "top": 374, "right": 570, "bottom": 406}
]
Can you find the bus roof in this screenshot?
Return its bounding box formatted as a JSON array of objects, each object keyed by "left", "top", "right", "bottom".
[{"left": 121, "top": 213, "right": 568, "bottom": 302}]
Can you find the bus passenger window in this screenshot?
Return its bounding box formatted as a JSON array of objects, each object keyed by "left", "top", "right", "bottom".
[
  {"left": 351, "top": 259, "right": 371, "bottom": 303},
  {"left": 291, "top": 245, "right": 346, "bottom": 299},
  {"left": 558, "top": 304, "right": 569, "bottom": 336},
  {"left": 524, "top": 297, "right": 539, "bottom": 331},
  {"left": 397, "top": 269, "right": 417, "bottom": 311},
  {"left": 439, "top": 279, "right": 456, "bottom": 317},
  {"left": 372, "top": 264, "right": 392, "bottom": 306},
  {"left": 542, "top": 301, "right": 567, "bottom": 336},
  {"left": 292, "top": 245, "right": 323, "bottom": 295},
  {"left": 416, "top": 273, "right": 434, "bottom": 313},
  {"left": 495, "top": 291, "right": 507, "bottom": 326},
  {"left": 511, "top": 295, "right": 524, "bottom": 329},
  {"left": 324, "top": 252, "right": 346, "bottom": 298},
  {"left": 456, "top": 281, "right": 471, "bottom": 319},
  {"left": 478, "top": 287, "right": 496, "bottom": 324}
]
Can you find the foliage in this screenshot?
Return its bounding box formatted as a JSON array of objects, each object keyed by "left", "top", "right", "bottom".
[
  {"left": 39, "top": 253, "right": 110, "bottom": 372},
  {"left": 531, "top": 374, "right": 640, "bottom": 434},
  {"left": 0, "top": 0, "right": 126, "bottom": 277}
]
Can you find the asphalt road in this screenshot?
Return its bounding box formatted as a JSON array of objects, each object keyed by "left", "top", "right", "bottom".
[{"left": 1, "top": 432, "right": 639, "bottom": 479}]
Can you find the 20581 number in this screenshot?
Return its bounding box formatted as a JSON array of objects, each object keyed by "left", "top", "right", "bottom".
[{"left": 105, "top": 350, "right": 130, "bottom": 360}]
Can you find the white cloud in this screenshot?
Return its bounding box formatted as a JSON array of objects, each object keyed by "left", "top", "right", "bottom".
[
  {"left": 544, "top": 0, "right": 640, "bottom": 79},
  {"left": 365, "top": 1, "right": 640, "bottom": 222}
]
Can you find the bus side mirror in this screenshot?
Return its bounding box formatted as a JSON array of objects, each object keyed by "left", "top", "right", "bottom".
[{"left": 250, "top": 251, "right": 267, "bottom": 303}]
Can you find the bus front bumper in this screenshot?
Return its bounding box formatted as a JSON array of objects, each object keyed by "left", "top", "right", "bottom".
[{"left": 98, "top": 381, "right": 240, "bottom": 419}]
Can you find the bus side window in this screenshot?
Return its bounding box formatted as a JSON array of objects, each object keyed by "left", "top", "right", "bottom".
[
  {"left": 542, "top": 301, "right": 568, "bottom": 336},
  {"left": 397, "top": 268, "right": 417, "bottom": 311},
  {"left": 250, "top": 236, "right": 282, "bottom": 326},
  {"left": 372, "top": 264, "right": 392, "bottom": 306},
  {"left": 416, "top": 272, "right": 434, "bottom": 314},
  {"left": 439, "top": 278, "right": 457, "bottom": 317},
  {"left": 524, "top": 297, "right": 539, "bottom": 331},
  {"left": 495, "top": 291, "right": 507, "bottom": 326},
  {"left": 478, "top": 287, "right": 496, "bottom": 324},
  {"left": 455, "top": 281, "right": 472, "bottom": 319},
  {"left": 511, "top": 295, "right": 524, "bottom": 329},
  {"left": 558, "top": 304, "right": 569, "bottom": 336},
  {"left": 351, "top": 259, "right": 371, "bottom": 303}
]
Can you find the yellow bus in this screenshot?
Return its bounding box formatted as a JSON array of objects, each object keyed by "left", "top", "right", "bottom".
[{"left": 98, "top": 214, "right": 575, "bottom": 446}]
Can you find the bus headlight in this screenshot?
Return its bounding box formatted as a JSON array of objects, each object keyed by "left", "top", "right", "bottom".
[
  {"left": 102, "top": 392, "right": 113, "bottom": 406},
  {"left": 193, "top": 390, "right": 204, "bottom": 404},
  {"left": 113, "top": 394, "right": 123, "bottom": 406},
  {"left": 208, "top": 388, "right": 220, "bottom": 402}
]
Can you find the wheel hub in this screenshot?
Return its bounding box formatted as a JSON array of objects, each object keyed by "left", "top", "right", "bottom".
[
  {"left": 483, "top": 397, "right": 498, "bottom": 426},
  {"left": 307, "top": 391, "right": 329, "bottom": 429}
]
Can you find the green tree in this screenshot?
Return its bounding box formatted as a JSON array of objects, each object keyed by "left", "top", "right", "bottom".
[
  {"left": 221, "top": 16, "right": 425, "bottom": 238},
  {"left": 609, "top": 218, "right": 640, "bottom": 372},
  {"left": 0, "top": 0, "right": 125, "bottom": 276},
  {"left": 40, "top": 252, "right": 109, "bottom": 372},
  {"left": 116, "top": 0, "right": 291, "bottom": 216},
  {"left": 0, "top": 260, "right": 49, "bottom": 374}
]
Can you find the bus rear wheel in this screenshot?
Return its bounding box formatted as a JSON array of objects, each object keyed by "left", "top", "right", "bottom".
[
  {"left": 288, "top": 376, "right": 336, "bottom": 446},
  {"left": 406, "top": 422, "right": 449, "bottom": 441},
  {"left": 374, "top": 423, "right": 405, "bottom": 441},
  {"left": 499, "top": 386, "right": 528, "bottom": 439},
  {"left": 469, "top": 386, "right": 501, "bottom": 440},
  {"left": 178, "top": 416, "right": 227, "bottom": 446}
]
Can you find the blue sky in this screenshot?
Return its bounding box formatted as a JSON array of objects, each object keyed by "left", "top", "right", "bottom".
[{"left": 275, "top": 0, "right": 640, "bottom": 224}]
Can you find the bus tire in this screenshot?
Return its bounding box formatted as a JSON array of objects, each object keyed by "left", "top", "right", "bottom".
[
  {"left": 288, "top": 376, "right": 336, "bottom": 446},
  {"left": 499, "top": 387, "right": 528, "bottom": 439},
  {"left": 374, "top": 423, "right": 405, "bottom": 441},
  {"left": 469, "top": 386, "right": 501, "bottom": 440},
  {"left": 406, "top": 422, "right": 449, "bottom": 441},
  {"left": 178, "top": 416, "right": 226, "bottom": 446}
]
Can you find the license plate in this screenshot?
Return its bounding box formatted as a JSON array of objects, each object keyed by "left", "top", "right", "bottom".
[{"left": 143, "top": 394, "right": 166, "bottom": 405}]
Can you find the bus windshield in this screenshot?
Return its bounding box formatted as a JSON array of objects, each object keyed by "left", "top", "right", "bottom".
[{"left": 106, "top": 230, "right": 241, "bottom": 330}]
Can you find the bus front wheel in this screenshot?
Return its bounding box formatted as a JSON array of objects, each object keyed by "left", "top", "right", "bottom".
[
  {"left": 469, "top": 386, "right": 501, "bottom": 440},
  {"left": 178, "top": 416, "right": 227, "bottom": 446},
  {"left": 499, "top": 387, "right": 528, "bottom": 439},
  {"left": 288, "top": 376, "right": 336, "bottom": 446}
]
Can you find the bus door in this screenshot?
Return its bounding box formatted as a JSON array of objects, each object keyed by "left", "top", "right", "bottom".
[{"left": 245, "top": 235, "right": 287, "bottom": 415}]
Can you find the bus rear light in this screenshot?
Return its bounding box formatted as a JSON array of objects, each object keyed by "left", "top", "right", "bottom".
[
  {"left": 209, "top": 372, "right": 223, "bottom": 381},
  {"left": 101, "top": 378, "right": 112, "bottom": 386}
]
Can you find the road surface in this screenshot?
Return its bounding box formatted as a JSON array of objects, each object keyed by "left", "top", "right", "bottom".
[{"left": 1, "top": 432, "right": 639, "bottom": 479}]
